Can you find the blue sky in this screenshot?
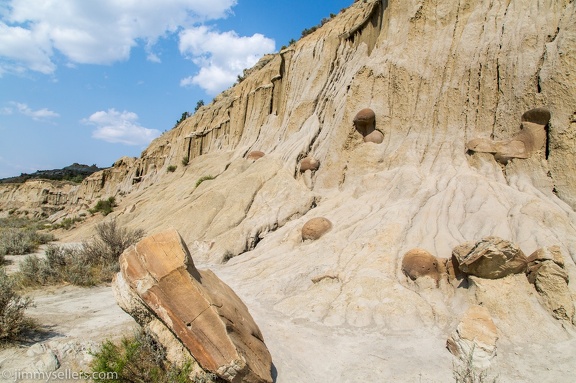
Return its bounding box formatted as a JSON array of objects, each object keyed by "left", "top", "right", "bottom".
[{"left": 0, "top": 0, "right": 351, "bottom": 178}]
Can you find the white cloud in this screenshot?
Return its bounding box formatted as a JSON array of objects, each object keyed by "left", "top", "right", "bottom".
[
  {"left": 179, "top": 26, "right": 275, "bottom": 94},
  {"left": 82, "top": 108, "right": 161, "bottom": 146},
  {"left": 0, "top": 0, "right": 238, "bottom": 74},
  {"left": 2, "top": 102, "right": 59, "bottom": 120}
]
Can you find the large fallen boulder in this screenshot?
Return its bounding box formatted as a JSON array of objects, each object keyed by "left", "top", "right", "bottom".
[
  {"left": 452, "top": 237, "right": 528, "bottom": 279},
  {"left": 112, "top": 229, "right": 273, "bottom": 383}
]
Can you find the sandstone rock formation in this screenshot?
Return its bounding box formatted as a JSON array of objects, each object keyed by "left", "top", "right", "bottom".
[
  {"left": 452, "top": 237, "right": 528, "bottom": 279},
  {"left": 527, "top": 246, "right": 574, "bottom": 322},
  {"left": 447, "top": 305, "right": 498, "bottom": 369},
  {"left": 246, "top": 151, "right": 265, "bottom": 160},
  {"left": 466, "top": 107, "right": 551, "bottom": 163},
  {"left": 401, "top": 248, "right": 440, "bottom": 284},
  {"left": 299, "top": 157, "right": 320, "bottom": 172},
  {"left": 301, "top": 217, "right": 332, "bottom": 241},
  {"left": 2, "top": 0, "right": 576, "bottom": 381},
  {"left": 352, "top": 108, "right": 384, "bottom": 144},
  {"left": 113, "top": 230, "right": 273, "bottom": 383}
]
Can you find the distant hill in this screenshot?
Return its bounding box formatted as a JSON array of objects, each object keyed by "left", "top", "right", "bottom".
[{"left": 0, "top": 163, "right": 105, "bottom": 184}]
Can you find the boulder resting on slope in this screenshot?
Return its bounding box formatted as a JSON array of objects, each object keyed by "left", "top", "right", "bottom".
[{"left": 112, "top": 229, "right": 273, "bottom": 383}]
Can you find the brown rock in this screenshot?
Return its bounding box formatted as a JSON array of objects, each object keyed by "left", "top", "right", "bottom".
[
  {"left": 521, "top": 107, "right": 551, "bottom": 126},
  {"left": 452, "top": 237, "right": 528, "bottom": 279},
  {"left": 300, "top": 157, "right": 320, "bottom": 172},
  {"left": 526, "top": 246, "right": 573, "bottom": 322},
  {"left": 301, "top": 217, "right": 332, "bottom": 241},
  {"left": 447, "top": 305, "right": 498, "bottom": 369},
  {"left": 401, "top": 248, "right": 440, "bottom": 283},
  {"left": 353, "top": 108, "right": 375, "bottom": 128},
  {"left": 115, "top": 230, "right": 273, "bottom": 383},
  {"left": 527, "top": 245, "right": 565, "bottom": 268},
  {"left": 246, "top": 151, "right": 265, "bottom": 160}
]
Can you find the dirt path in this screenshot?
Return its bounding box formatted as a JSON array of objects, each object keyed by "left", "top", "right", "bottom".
[{"left": 0, "top": 284, "right": 136, "bottom": 383}]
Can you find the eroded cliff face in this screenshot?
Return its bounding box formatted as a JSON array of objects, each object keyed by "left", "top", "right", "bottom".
[{"left": 3, "top": 1, "right": 576, "bottom": 381}]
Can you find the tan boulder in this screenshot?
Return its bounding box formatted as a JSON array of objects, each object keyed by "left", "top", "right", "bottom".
[
  {"left": 452, "top": 237, "right": 528, "bottom": 279},
  {"left": 114, "top": 229, "right": 273, "bottom": 383},
  {"left": 246, "top": 151, "right": 265, "bottom": 160},
  {"left": 299, "top": 157, "right": 320, "bottom": 172},
  {"left": 447, "top": 305, "right": 498, "bottom": 369},
  {"left": 526, "top": 246, "right": 574, "bottom": 322},
  {"left": 401, "top": 248, "right": 440, "bottom": 284},
  {"left": 301, "top": 217, "right": 332, "bottom": 241},
  {"left": 363, "top": 129, "right": 384, "bottom": 144}
]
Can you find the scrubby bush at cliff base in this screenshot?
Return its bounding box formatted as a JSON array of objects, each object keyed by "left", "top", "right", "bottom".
[
  {"left": 91, "top": 330, "right": 222, "bottom": 383},
  {"left": 83, "top": 220, "right": 144, "bottom": 268},
  {"left": 16, "top": 246, "right": 97, "bottom": 287},
  {"left": 0, "top": 227, "right": 54, "bottom": 257},
  {"left": 0, "top": 269, "right": 36, "bottom": 343},
  {"left": 452, "top": 347, "right": 498, "bottom": 383},
  {"left": 16, "top": 221, "right": 144, "bottom": 287}
]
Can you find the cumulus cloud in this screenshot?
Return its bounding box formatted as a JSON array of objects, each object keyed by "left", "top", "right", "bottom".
[
  {"left": 179, "top": 26, "right": 275, "bottom": 94},
  {"left": 0, "top": 0, "right": 237, "bottom": 74},
  {"left": 1, "top": 102, "right": 59, "bottom": 120},
  {"left": 82, "top": 109, "right": 161, "bottom": 146}
]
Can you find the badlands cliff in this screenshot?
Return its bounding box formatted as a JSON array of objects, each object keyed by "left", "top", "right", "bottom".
[{"left": 1, "top": 0, "right": 576, "bottom": 381}]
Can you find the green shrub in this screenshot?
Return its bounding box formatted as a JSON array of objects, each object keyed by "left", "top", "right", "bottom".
[
  {"left": 195, "top": 175, "right": 215, "bottom": 188},
  {"left": 54, "top": 216, "right": 83, "bottom": 230},
  {"left": 17, "top": 245, "right": 96, "bottom": 287},
  {"left": 0, "top": 269, "right": 36, "bottom": 343},
  {"left": 91, "top": 330, "right": 221, "bottom": 383},
  {"left": 167, "top": 165, "right": 177, "bottom": 173},
  {"left": 16, "top": 221, "right": 144, "bottom": 287},
  {"left": 181, "top": 156, "right": 189, "bottom": 166},
  {"left": 89, "top": 197, "right": 116, "bottom": 216},
  {"left": 0, "top": 227, "right": 54, "bottom": 256}
]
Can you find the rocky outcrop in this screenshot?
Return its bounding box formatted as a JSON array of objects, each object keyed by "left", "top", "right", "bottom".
[
  {"left": 466, "top": 108, "right": 551, "bottom": 163},
  {"left": 527, "top": 246, "right": 574, "bottom": 322},
  {"left": 447, "top": 305, "right": 498, "bottom": 369},
  {"left": 299, "top": 157, "right": 320, "bottom": 172},
  {"left": 113, "top": 230, "right": 273, "bottom": 383},
  {"left": 301, "top": 217, "right": 332, "bottom": 241},
  {"left": 452, "top": 237, "right": 528, "bottom": 279}
]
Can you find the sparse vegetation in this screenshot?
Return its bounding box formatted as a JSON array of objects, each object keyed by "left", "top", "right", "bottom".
[
  {"left": 167, "top": 165, "right": 177, "bottom": 173},
  {"left": 0, "top": 269, "right": 36, "bottom": 343},
  {"left": 91, "top": 329, "right": 222, "bottom": 383},
  {"left": 0, "top": 217, "right": 54, "bottom": 258},
  {"left": 89, "top": 197, "right": 116, "bottom": 216},
  {"left": 194, "top": 100, "right": 205, "bottom": 113},
  {"left": 16, "top": 221, "right": 144, "bottom": 287},
  {"left": 181, "top": 156, "right": 189, "bottom": 166},
  {"left": 53, "top": 216, "right": 84, "bottom": 230},
  {"left": 195, "top": 175, "right": 215, "bottom": 188},
  {"left": 452, "top": 348, "right": 498, "bottom": 383}
]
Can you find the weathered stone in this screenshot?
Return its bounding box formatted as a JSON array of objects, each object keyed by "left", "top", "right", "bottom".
[
  {"left": 363, "top": 129, "right": 384, "bottom": 144},
  {"left": 447, "top": 305, "right": 498, "bottom": 369},
  {"left": 300, "top": 157, "right": 320, "bottom": 172},
  {"left": 246, "top": 151, "right": 265, "bottom": 160},
  {"left": 115, "top": 230, "right": 273, "bottom": 383},
  {"left": 526, "top": 246, "right": 573, "bottom": 322},
  {"left": 527, "top": 245, "right": 565, "bottom": 268},
  {"left": 401, "top": 248, "right": 440, "bottom": 283},
  {"left": 521, "top": 107, "right": 551, "bottom": 126},
  {"left": 301, "top": 217, "right": 332, "bottom": 241},
  {"left": 353, "top": 108, "right": 376, "bottom": 136},
  {"left": 452, "top": 237, "right": 528, "bottom": 279},
  {"left": 466, "top": 108, "right": 550, "bottom": 163}
]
